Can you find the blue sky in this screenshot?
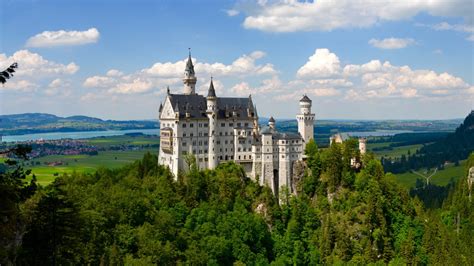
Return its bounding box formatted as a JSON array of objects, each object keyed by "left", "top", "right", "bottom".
[{"left": 1, "top": 0, "right": 473, "bottom": 120}]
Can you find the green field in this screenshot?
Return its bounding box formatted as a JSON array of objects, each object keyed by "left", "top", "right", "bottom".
[
  {"left": 393, "top": 161, "right": 466, "bottom": 188},
  {"left": 27, "top": 149, "right": 157, "bottom": 186},
  {"left": 86, "top": 135, "right": 159, "bottom": 147},
  {"left": 368, "top": 142, "right": 424, "bottom": 160}
]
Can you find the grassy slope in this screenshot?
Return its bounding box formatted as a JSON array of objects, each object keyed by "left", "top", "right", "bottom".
[
  {"left": 368, "top": 142, "right": 424, "bottom": 160},
  {"left": 27, "top": 149, "right": 157, "bottom": 186},
  {"left": 393, "top": 161, "right": 466, "bottom": 188}
]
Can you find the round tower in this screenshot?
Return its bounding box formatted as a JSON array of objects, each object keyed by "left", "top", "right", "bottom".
[
  {"left": 359, "top": 138, "right": 367, "bottom": 155},
  {"left": 268, "top": 116, "right": 275, "bottom": 129},
  {"left": 206, "top": 78, "right": 218, "bottom": 169},
  {"left": 183, "top": 49, "right": 197, "bottom": 95},
  {"left": 296, "top": 95, "right": 315, "bottom": 143}
]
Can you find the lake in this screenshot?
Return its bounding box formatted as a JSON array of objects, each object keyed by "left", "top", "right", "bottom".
[{"left": 1, "top": 129, "right": 160, "bottom": 142}]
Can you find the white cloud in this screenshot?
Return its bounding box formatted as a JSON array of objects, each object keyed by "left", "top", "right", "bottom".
[
  {"left": 84, "top": 51, "right": 277, "bottom": 95},
  {"left": 26, "top": 28, "right": 100, "bottom": 48},
  {"left": 417, "top": 22, "right": 474, "bottom": 41},
  {"left": 226, "top": 9, "right": 240, "bottom": 16},
  {"left": 369, "top": 38, "right": 415, "bottom": 49},
  {"left": 296, "top": 49, "right": 340, "bottom": 78},
  {"left": 108, "top": 78, "right": 153, "bottom": 94},
  {"left": 238, "top": 0, "right": 473, "bottom": 32},
  {"left": 1, "top": 80, "right": 38, "bottom": 92},
  {"left": 44, "top": 78, "right": 72, "bottom": 97},
  {"left": 0, "top": 50, "right": 79, "bottom": 77},
  {"left": 277, "top": 48, "right": 472, "bottom": 101}
]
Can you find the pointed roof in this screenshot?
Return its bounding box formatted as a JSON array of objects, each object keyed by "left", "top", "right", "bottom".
[
  {"left": 269, "top": 116, "right": 275, "bottom": 123},
  {"left": 185, "top": 49, "right": 195, "bottom": 75},
  {"left": 207, "top": 77, "right": 216, "bottom": 98},
  {"left": 300, "top": 94, "right": 311, "bottom": 103}
]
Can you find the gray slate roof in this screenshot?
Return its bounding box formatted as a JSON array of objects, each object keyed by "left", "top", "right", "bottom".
[
  {"left": 260, "top": 126, "right": 302, "bottom": 140},
  {"left": 168, "top": 93, "right": 256, "bottom": 119},
  {"left": 185, "top": 54, "right": 195, "bottom": 75},
  {"left": 300, "top": 95, "right": 312, "bottom": 103}
]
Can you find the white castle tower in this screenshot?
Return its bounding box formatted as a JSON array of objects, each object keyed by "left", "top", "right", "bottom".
[
  {"left": 296, "top": 95, "right": 315, "bottom": 143},
  {"left": 206, "top": 78, "right": 218, "bottom": 169},
  {"left": 359, "top": 138, "right": 367, "bottom": 155},
  {"left": 183, "top": 49, "right": 197, "bottom": 95}
]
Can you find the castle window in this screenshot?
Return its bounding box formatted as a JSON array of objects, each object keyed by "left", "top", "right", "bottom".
[
  {"left": 221, "top": 123, "right": 225, "bottom": 127},
  {"left": 183, "top": 123, "right": 187, "bottom": 128},
  {"left": 204, "top": 141, "right": 208, "bottom": 145},
  {"left": 225, "top": 132, "right": 228, "bottom": 136},
  {"left": 205, "top": 149, "right": 208, "bottom": 153},
  {"left": 237, "top": 122, "right": 241, "bottom": 127},
  {"left": 225, "top": 140, "right": 228, "bottom": 144},
  {"left": 183, "top": 142, "right": 187, "bottom": 146},
  {"left": 183, "top": 133, "right": 186, "bottom": 137},
  {"left": 238, "top": 148, "right": 241, "bottom": 152},
  {"left": 199, "top": 150, "right": 202, "bottom": 154},
  {"left": 193, "top": 141, "right": 196, "bottom": 145},
  {"left": 238, "top": 156, "right": 241, "bottom": 160},
  {"left": 217, "top": 141, "right": 221, "bottom": 144},
  {"left": 204, "top": 123, "right": 208, "bottom": 127},
  {"left": 190, "top": 133, "right": 193, "bottom": 137},
  {"left": 190, "top": 123, "right": 194, "bottom": 128},
  {"left": 204, "top": 133, "right": 208, "bottom": 136},
  {"left": 219, "top": 132, "right": 222, "bottom": 136},
  {"left": 198, "top": 141, "right": 202, "bottom": 145},
  {"left": 229, "top": 123, "right": 233, "bottom": 127},
  {"left": 244, "top": 123, "right": 248, "bottom": 127},
  {"left": 220, "top": 148, "right": 222, "bottom": 152},
  {"left": 199, "top": 132, "right": 202, "bottom": 137},
  {"left": 244, "top": 155, "right": 246, "bottom": 159},
  {"left": 230, "top": 140, "right": 234, "bottom": 144}
]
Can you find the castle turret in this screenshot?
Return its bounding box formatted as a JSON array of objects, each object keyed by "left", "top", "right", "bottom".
[
  {"left": 183, "top": 49, "right": 197, "bottom": 95},
  {"left": 268, "top": 116, "right": 275, "bottom": 129},
  {"left": 359, "top": 138, "right": 367, "bottom": 155},
  {"left": 296, "top": 95, "right": 315, "bottom": 143},
  {"left": 206, "top": 78, "right": 218, "bottom": 169}
]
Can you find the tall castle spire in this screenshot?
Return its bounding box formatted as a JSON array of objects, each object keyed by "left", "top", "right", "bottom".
[{"left": 183, "top": 48, "right": 197, "bottom": 95}]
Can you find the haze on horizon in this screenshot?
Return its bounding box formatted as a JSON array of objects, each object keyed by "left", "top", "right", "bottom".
[{"left": 1, "top": 0, "right": 473, "bottom": 121}]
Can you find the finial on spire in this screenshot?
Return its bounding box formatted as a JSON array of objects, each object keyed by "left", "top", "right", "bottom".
[
  {"left": 167, "top": 86, "right": 170, "bottom": 95},
  {"left": 188, "top": 47, "right": 191, "bottom": 57}
]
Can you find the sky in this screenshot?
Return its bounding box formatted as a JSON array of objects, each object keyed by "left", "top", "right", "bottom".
[{"left": 0, "top": 0, "right": 473, "bottom": 120}]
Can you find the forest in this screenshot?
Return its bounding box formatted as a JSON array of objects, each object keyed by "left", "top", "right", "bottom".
[
  {"left": 1, "top": 141, "right": 473, "bottom": 265},
  {"left": 382, "top": 111, "right": 474, "bottom": 173}
]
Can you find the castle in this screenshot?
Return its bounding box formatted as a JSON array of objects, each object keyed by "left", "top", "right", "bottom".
[
  {"left": 158, "top": 54, "right": 315, "bottom": 194},
  {"left": 158, "top": 52, "right": 315, "bottom": 195}
]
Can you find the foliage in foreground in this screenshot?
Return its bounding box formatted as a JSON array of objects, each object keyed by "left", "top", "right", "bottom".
[{"left": 1, "top": 146, "right": 473, "bottom": 265}]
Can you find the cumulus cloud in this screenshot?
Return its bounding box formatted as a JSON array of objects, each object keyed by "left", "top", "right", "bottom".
[
  {"left": 84, "top": 51, "right": 277, "bottom": 95},
  {"left": 0, "top": 50, "right": 79, "bottom": 77},
  {"left": 276, "top": 48, "right": 472, "bottom": 101},
  {"left": 369, "top": 38, "right": 416, "bottom": 49},
  {"left": 237, "top": 0, "right": 473, "bottom": 32},
  {"left": 0, "top": 50, "right": 79, "bottom": 95},
  {"left": 296, "top": 49, "right": 340, "bottom": 78},
  {"left": 145, "top": 50, "right": 276, "bottom": 78},
  {"left": 26, "top": 28, "right": 100, "bottom": 47}
]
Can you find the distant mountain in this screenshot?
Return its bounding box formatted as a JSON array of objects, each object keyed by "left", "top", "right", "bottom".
[
  {"left": 383, "top": 110, "right": 474, "bottom": 173},
  {"left": 0, "top": 113, "right": 158, "bottom": 136}
]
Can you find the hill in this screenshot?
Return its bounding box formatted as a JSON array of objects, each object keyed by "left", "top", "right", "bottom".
[
  {"left": 0, "top": 113, "right": 158, "bottom": 135},
  {"left": 383, "top": 110, "right": 474, "bottom": 173}
]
